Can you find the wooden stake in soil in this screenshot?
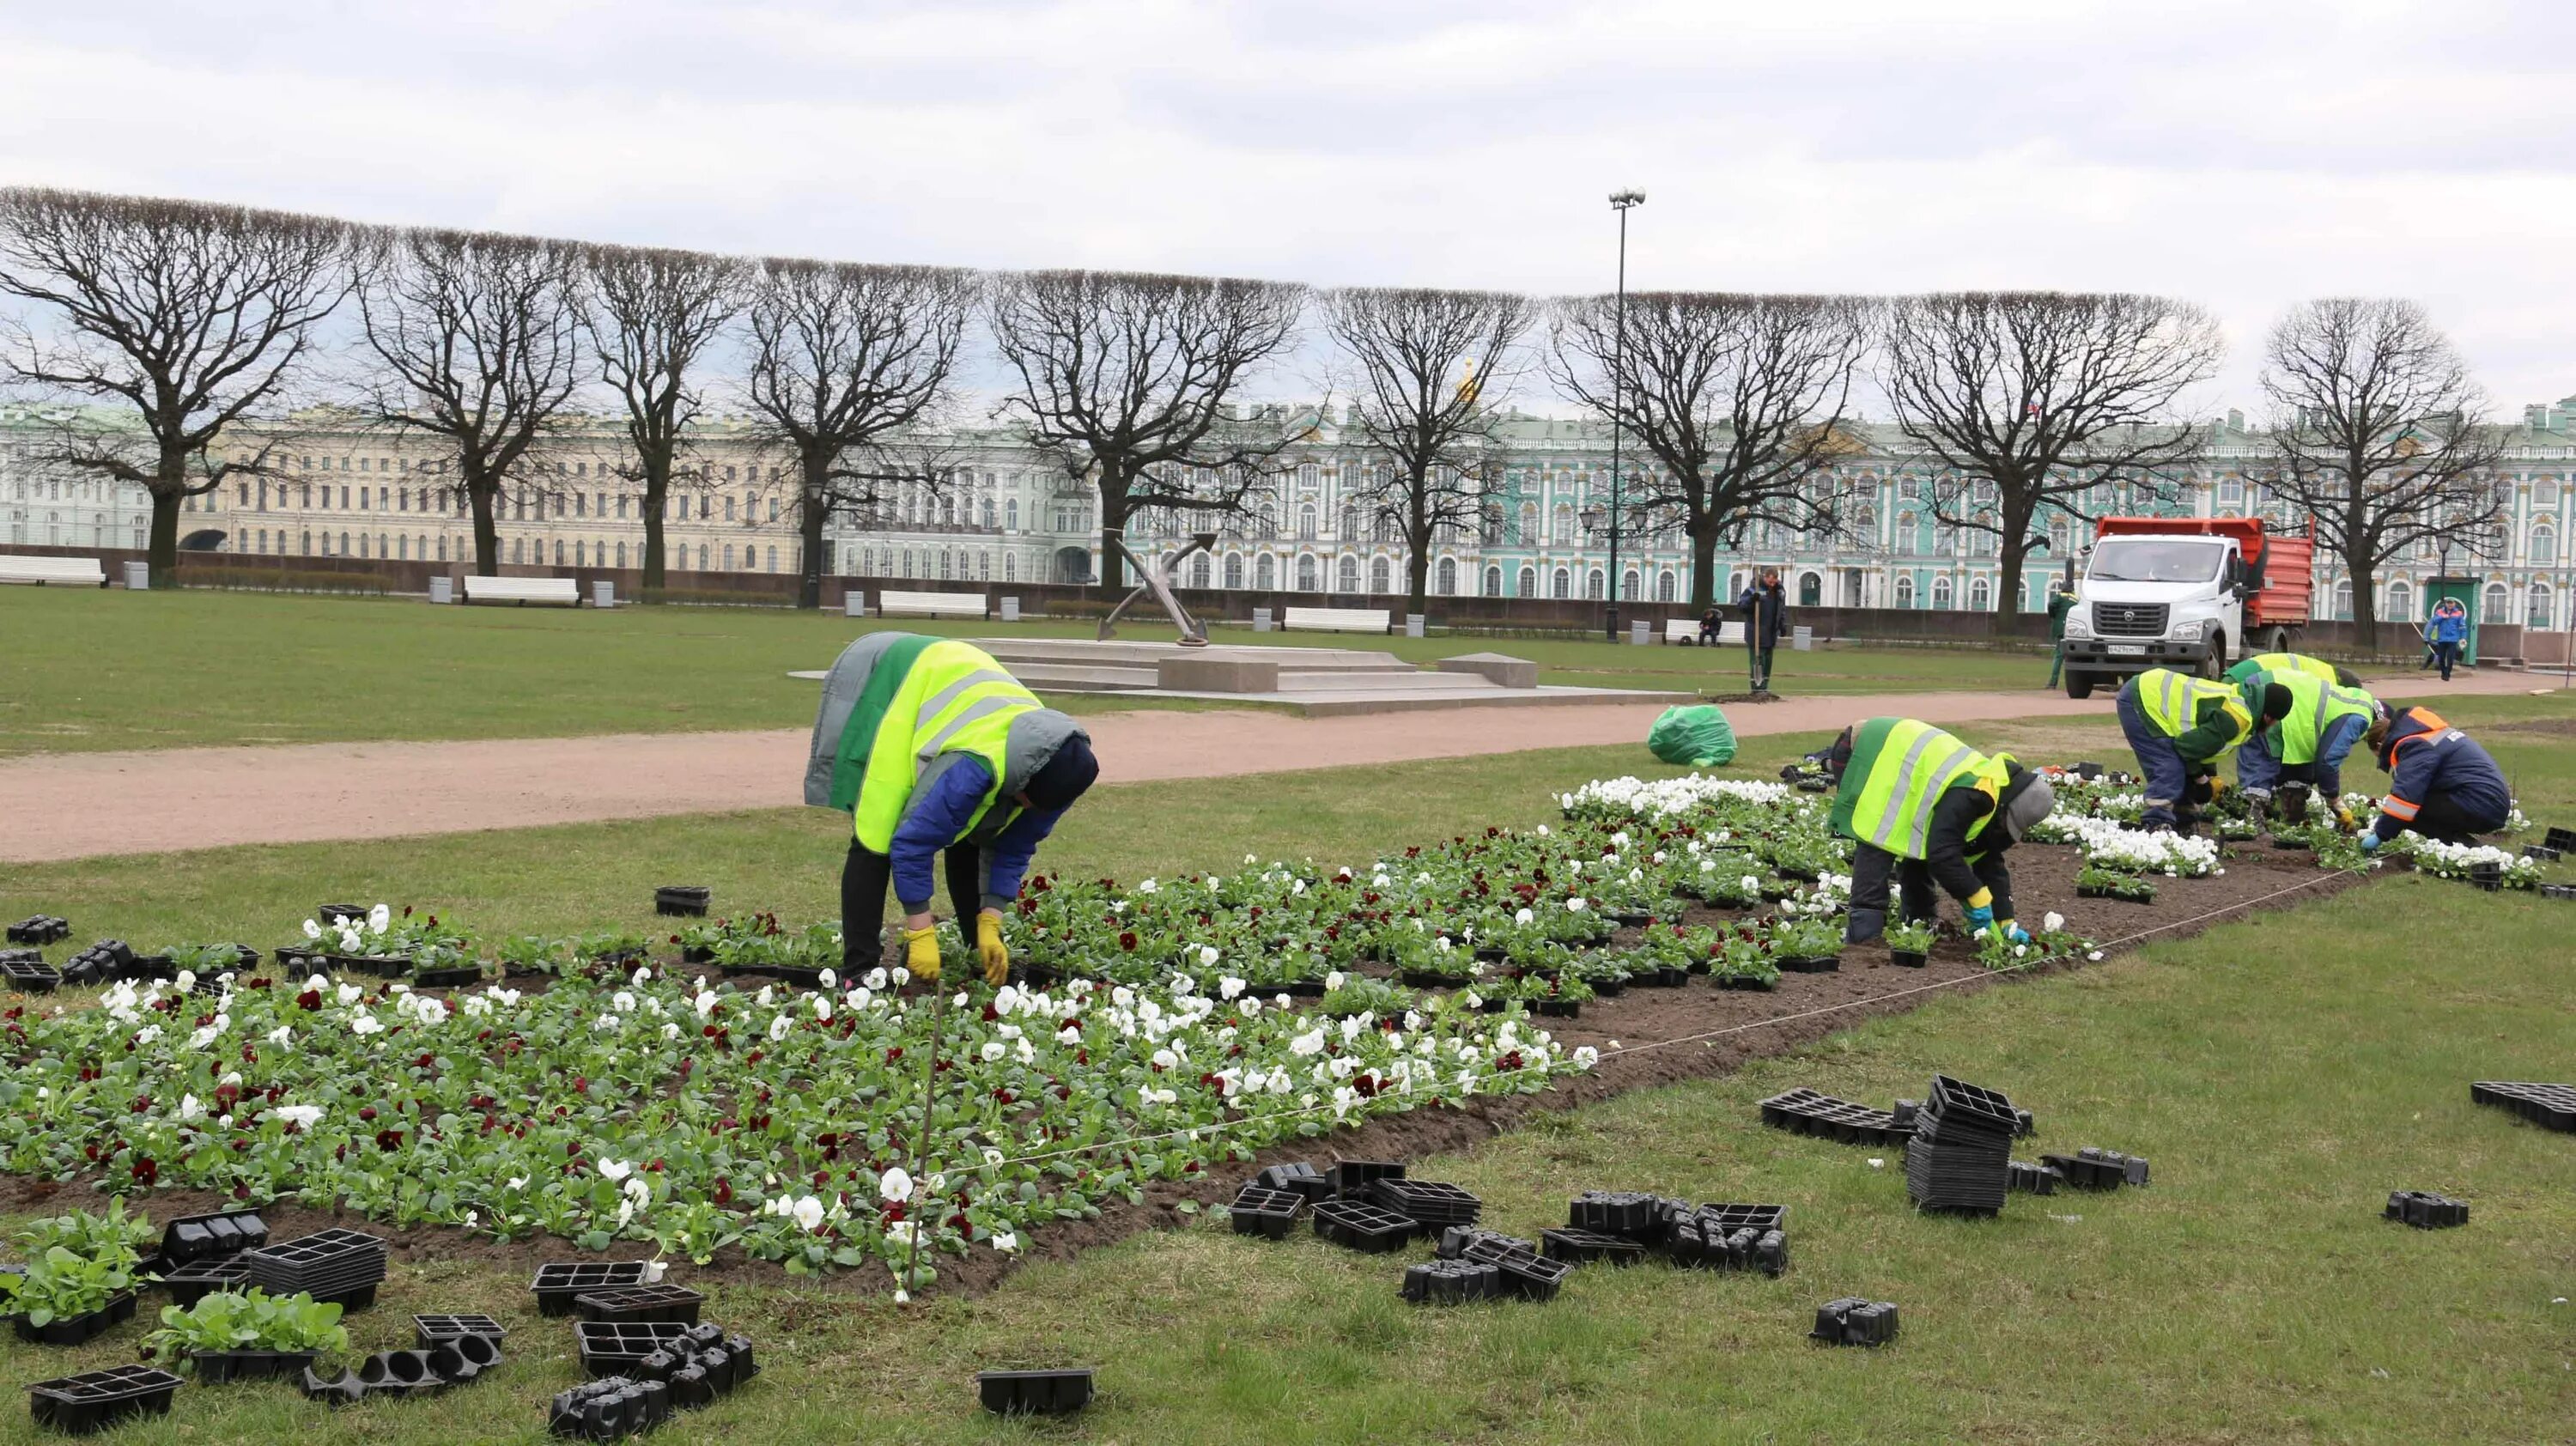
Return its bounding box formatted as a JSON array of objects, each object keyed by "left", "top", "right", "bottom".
[{"left": 902, "top": 981, "right": 947, "bottom": 1301}]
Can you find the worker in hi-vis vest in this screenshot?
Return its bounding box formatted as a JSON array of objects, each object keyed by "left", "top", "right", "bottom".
[
  {"left": 2116, "top": 666, "right": 2280, "bottom": 833},
  {"left": 2222, "top": 650, "right": 2362, "bottom": 690},
  {"left": 1823, "top": 718, "right": 2057, "bottom": 948},
  {"left": 2233, "top": 670, "right": 2382, "bottom": 825},
  {"left": 805, "top": 634, "right": 1100, "bottom": 986}
]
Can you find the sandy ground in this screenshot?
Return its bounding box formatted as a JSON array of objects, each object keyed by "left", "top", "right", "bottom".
[{"left": 1, "top": 668, "right": 2547, "bottom": 863}]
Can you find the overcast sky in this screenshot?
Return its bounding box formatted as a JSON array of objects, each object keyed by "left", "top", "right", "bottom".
[{"left": 4, "top": 0, "right": 2572, "bottom": 416}]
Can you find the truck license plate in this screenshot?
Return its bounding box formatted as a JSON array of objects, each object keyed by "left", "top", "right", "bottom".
[{"left": 2108, "top": 644, "right": 2147, "bottom": 657}]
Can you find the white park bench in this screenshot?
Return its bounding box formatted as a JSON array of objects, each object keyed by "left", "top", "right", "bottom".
[
  {"left": 1664, "top": 617, "right": 1745, "bottom": 645},
  {"left": 0, "top": 555, "right": 107, "bottom": 587},
  {"left": 460, "top": 575, "right": 581, "bottom": 607},
  {"left": 878, "top": 589, "right": 989, "bottom": 619},
  {"left": 1281, "top": 605, "right": 1391, "bottom": 635}
]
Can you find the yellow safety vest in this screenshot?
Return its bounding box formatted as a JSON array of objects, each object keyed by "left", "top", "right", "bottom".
[
  {"left": 850, "top": 641, "right": 1042, "bottom": 852},
  {"left": 2269, "top": 672, "right": 2377, "bottom": 766},
  {"left": 2136, "top": 668, "right": 2251, "bottom": 747},
  {"left": 1832, "top": 717, "right": 2012, "bottom": 861}
]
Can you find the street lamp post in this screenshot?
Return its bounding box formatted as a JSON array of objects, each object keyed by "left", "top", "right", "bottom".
[{"left": 1605, "top": 188, "right": 1645, "bottom": 641}]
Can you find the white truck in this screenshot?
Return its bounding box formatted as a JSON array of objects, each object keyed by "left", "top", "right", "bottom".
[{"left": 2057, "top": 516, "right": 2314, "bottom": 699}]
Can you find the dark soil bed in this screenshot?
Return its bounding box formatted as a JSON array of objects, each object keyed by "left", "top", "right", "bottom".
[{"left": 0, "top": 841, "right": 2367, "bottom": 1302}]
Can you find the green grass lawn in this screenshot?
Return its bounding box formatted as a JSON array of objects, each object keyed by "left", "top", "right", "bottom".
[
  {"left": 0, "top": 588, "right": 2063, "bottom": 756},
  {"left": 6, "top": 698, "right": 2573, "bottom": 1443}
]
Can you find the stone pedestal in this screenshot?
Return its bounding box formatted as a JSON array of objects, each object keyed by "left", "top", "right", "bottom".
[
  {"left": 1157, "top": 655, "right": 1282, "bottom": 693},
  {"left": 1432, "top": 652, "right": 1539, "bottom": 689}
]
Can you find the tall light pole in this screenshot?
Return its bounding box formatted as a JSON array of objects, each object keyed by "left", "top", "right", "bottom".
[{"left": 1605, "top": 188, "right": 1645, "bottom": 641}]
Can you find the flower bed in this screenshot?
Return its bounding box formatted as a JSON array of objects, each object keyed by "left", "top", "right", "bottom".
[{"left": 0, "top": 966, "right": 1580, "bottom": 1295}]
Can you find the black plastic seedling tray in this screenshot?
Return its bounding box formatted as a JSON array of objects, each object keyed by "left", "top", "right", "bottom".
[
  {"left": 2470, "top": 1081, "right": 2576, "bottom": 1133},
  {"left": 189, "top": 1350, "right": 319, "bottom": 1384},
  {"left": 1759, "top": 1088, "right": 1911, "bottom": 1146},
  {"left": 574, "top": 1321, "right": 690, "bottom": 1378},
  {"left": 1926, "top": 1076, "right": 2022, "bottom": 1135},
  {"left": 1367, "top": 1178, "right": 1481, "bottom": 1230},
  {"left": 1312, "top": 1198, "right": 1417, "bottom": 1254},
  {"left": 26, "top": 1364, "right": 180, "bottom": 1434},
  {"left": 5, "top": 916, "right": 70, "bottom": 945},
  {"left": 415, "top": 1313, "right": 508, "bottom": 1347},
  {"left": 549, "top": 1375, "right": 673, "bottom": 1439},
  {"left": 532, "top": 1261, "right": 653, "bottom": 1316},
  {"left": 1568, "top": 1189, "right": 1660, "bottom": 1237},
  {"left": 976, "top": 1367, "right": 1094, "bottom": 1416},
  {"left": 1326, "top": 1159, "right": 1406, "bottom": 1197},
  {"left": 1810, "top": 1297, "right": 1899, "bottom": 1346},
  {"left": 1, "top": 958, "right": 60, "bottom": 993},
  {"left": 2006, "top": 1160, "right": 2063, "bottom": 1195},
  {"left": 242, "top": 1228, "right": 387, "bottom": 1298},
  {"left": 13, "top": 1291, "right": 137, "bottom": 1346},
  {"left": 1400, "top": 1259, "right": 1500, "bottom": 1304},
  {"left": 1445, "top": 1227, "right": 1538, "bottom": 1261},
  {"left": 2385, "top": 1190, "right": 2470, "bottom": 1229},
  {"left": 575, "top": 1285, "right": 705, "bottom": 1326},
  {"left": 161, "top": 1255, "right": 253, "bottom": 1308},
  {"left": 2039, "top": 1148, "right": 2149, "bottom": 1190},
  {"left": 1540, "top": 1228, "right": 1647, "bottom": 1266},
  {"left": 161, "top": 1209, "right": 269, "bottom": 1267},
  {"left": 1228, "top": 1185, "right": 1303, "bottom": 1240},
  {"left": 654, "top": 886, "right": 712, "bottom": 918}
]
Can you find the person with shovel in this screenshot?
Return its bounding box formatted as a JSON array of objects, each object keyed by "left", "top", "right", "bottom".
[{"left": 805, "top": 633, "right": 1100, "bottom": 984}]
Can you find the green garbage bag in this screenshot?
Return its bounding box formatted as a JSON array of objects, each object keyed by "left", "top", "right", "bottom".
[{"left": 1648, "top": 703, "right": 1736, "bottom": 768}]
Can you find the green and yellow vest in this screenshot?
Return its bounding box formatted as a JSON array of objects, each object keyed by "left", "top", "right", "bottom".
[
  {"left": 2136, "top": 668, "right": 2252, "bottom": 746},
  {"left": 2260, "top": 671, "right": 2377, "bottom": 766},
  {"left": 830, "top": 638, "right": 1042, "bottom": 852},
  {"left": 1830, "top": 717, "right": 2014, "bottom": 861}
]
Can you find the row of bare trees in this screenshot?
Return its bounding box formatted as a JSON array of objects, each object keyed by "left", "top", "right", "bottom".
[{"left": 0, "top": 187, "right": 2509, "bottom": 641}]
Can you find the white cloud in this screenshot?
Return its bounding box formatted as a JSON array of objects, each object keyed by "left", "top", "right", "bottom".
[{"left": 3, "top": 1, "right": 2574, "bottom": 407}]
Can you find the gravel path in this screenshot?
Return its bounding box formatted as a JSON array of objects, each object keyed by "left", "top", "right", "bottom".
[{"left": 2, "top": 669, "right": 2543, "bottom": 863}]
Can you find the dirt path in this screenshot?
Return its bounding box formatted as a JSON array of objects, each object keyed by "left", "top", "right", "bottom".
[{"left": 1, "top": 669, "right": 2547, "bottom": 864}]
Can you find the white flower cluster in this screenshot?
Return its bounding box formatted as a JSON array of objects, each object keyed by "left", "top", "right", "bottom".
[
  {"left": 1559, "top": 775, "right": 1793, "bottom": 822},
  {"left": 2045, "top": 815, "right": 2221, "bottom": 877},
  {"left": 2381, "top": 833, "right": 2543, "bottom": 887}
]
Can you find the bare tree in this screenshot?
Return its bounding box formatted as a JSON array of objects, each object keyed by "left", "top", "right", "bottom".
[
  {"left": 1548, "top": 292, "right": 1874, "bottom": 611},
  {"left": 2259, "top": 298, "right": 2507, "bottom": 650},
  {"left": 0, "top": 189, "right": 355, "bottom": 575},
  {"left": 1881, "top": 290, "right": 2223, "bottom": 619},
  {"left": 578, "top": 243, "right": 747, "bottom": 596},
  {"left": 739, "top": 258, "right": 973, "bottom": 610},
  {"left": 355, "top": 228, "right": 584, "bottom": 575},
  {"left": 988, "top": 270, "right": 1307, "bottom": 592},
  {"left": 1322, "top": 286, "right": 1533, "bottom": 612}
]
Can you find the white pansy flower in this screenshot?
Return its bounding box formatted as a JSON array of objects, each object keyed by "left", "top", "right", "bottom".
[{"left": 879, "top": 1167, "right": 914, "bottom": 1203}]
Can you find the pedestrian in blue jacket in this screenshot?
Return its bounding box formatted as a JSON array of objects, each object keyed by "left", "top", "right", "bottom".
[
  {"left": 2360, "top": 706, "right": 2512, "bottom": 849},
  {"left": 2425, "top": 598, "right": 2470, "bottom": 682}
]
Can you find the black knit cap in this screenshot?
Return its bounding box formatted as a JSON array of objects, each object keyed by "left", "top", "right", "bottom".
[{"left": 1024, "top": 732, "right": 1099, "bottom": 811}]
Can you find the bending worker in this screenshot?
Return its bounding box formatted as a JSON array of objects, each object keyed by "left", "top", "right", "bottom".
[
  {"left": 805, "top": 632, "right": 1100, "bottom": 985},
  {"left": 2361, "top": 706, "right": 2512, "bottom": 851},
  {"left": 2233, "top": 668, "right": 2382, "bottom": 825},
  {"left": 2224, "top": 649, "right": 2363, "bottom": 690},
  {"left": 2117, "top": 666, "right": 2283, "bottom": 833},
  {"left": 1824, "top": 717, "right": 2056, "bottom": 947}
]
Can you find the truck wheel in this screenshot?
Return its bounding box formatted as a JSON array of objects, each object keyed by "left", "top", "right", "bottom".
[
  {"left": 2064, "top": 672, "right": 2095, "bottom": 701},
  {"left": 2265, "top": 627, "right": 2291, "bottom": 654},
  {"left": 2197, "top": 633, "right": 2228, "bottom": 680}
]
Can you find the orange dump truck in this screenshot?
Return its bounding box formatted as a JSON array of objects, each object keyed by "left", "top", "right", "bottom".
[{"left": 2057, "top": 516, "right": 2315, "bottom": 699}]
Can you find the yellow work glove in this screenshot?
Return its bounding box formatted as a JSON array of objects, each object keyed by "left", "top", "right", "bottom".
[
  {"left": 975, "top": 912, "right": 1011, "bottom": 988},
  {"left": 2334, "top": 805, "right": 2359, "bottom": 831},
  {"left": 2206, "top": 775, "right": 2227, "bottom": 801},
  {"left": 902, "top": 925, "right": 941, "bottom": 985}
]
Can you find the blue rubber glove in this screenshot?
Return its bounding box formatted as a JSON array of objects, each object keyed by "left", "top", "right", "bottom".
[
  {"left": 2358, "top": 833, "right": 2381, "bottom": 854},
  {"left": 1964, "top": 903, "right": 1996, "bottom": 933},
  {"left": 1999, "top": 920, "right": 2032, "bottom": 945}
]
